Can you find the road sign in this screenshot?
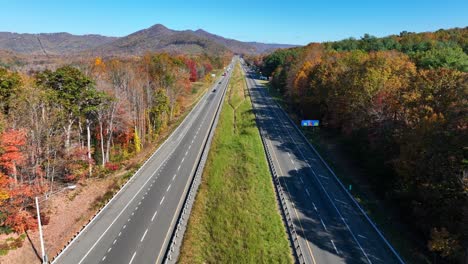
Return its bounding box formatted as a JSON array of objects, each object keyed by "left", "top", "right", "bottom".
[{"left": 301, "top": 120, "right": 319, "bottom": 127}]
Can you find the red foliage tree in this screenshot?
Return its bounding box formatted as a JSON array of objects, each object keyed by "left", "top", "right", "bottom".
[{"left": 0, "top": 129, "right": 26, "bottom": 183}]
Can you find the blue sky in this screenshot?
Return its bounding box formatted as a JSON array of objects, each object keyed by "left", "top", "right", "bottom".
[{"left": 1, "top": 0, "right": 467, "bottom": 45}]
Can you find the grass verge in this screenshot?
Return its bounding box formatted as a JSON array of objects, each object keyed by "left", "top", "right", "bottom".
[{"left": 178, "top": 63, "right": 292, "bottom": 264}]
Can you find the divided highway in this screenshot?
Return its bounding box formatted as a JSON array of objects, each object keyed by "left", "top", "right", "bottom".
[
  {"left": 243, "top": 63, "right": 404, "bottom": 264},
  {"left": 53, "top": 59, "right": 235, "bottom": 264}
]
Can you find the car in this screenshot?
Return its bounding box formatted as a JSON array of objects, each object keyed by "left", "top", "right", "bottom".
[
  {"left": 219, "top": 81, "right": 222, "bottom": 84},
  {"left": 212, "top": 89, "right": 216, "bottom": 92}
]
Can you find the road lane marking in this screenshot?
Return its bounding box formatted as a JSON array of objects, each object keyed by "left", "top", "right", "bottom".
[
  {"left": 177, "top": 165, "right": 181, "bottom": 171},
  {"left": 300, "top": 177, "right": 304, "bottom": 183},
  {"left": 313, "top": 203, "right": 318, "bottom": 211},
  {"left": 128, "top": 252, "right": 136, "bottom": 264},
  {"left": 151, "top": 210, "right": 158, "bottom": 222},
  {"left": 138, "top": 201, "right": 141, "bottom": 205},
  {"left": 331, "top": 239, "right": 339, "bottom": 254},
  {"left": 107, "top": 248, "right": 112, "bottom": 253},
  {"left": 140, "top": 229, "right": 148, "bottom": 242},
  {"left": 335, "top": 198, "right": 348, "bottom": 206},
  {"left": 318, "top": 174, "right": 328, "bottom": 179},
  {"left": 167, "top": 184, "right": 171, "bottom": 192},
  {"left": 173, "top": 174, "right": 177, "bottom": 181},
  {"left": 160, "top": 196, "right": 165, "bottom": 205},
  {"left": 264, "top": 135, "right": 317, "bottom": 264},
  {"left": 305, "top": 188, "right": 310, "bottom": 196},
  {"left": 181, "top": 157, "right": 185, "bottom": 163},
  {"left": 135, "top": 207, "right": 138, "bottom": 210},
  {"left": 118, "top": 232, "right": 121, "bottom": 237},
  {"left": 268, "top": 98, "right": 372, "bottom": 264},
  {"left": 185, "top": 151, "right": 188, "bottom": 156},
  {"left": 358, "top": 234, "right": 367, "bottom": 239},
  {"left": 113, "top": 239, "right": 116, "bottom": 245},
  {"left": 320, "top": 218, "right": 328, "bottom": 231},
  {"left": 123, "top": 225, "right": 126, "bottom": 229},
  {"left": 287, "top": 152, "right": 291, "bottom": 157},
  {"left": 131, "top": 212, "right": 134, "bottom": 216},
  {"left": 102, "top": 256, "right": 106, "bottom": 261}
]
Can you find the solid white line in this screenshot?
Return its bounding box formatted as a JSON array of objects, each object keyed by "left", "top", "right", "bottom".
[
  {"left": 305, "top": 189, "right": 310, "bottom": 196},
  {"left": 320, "top": 218, "right": 328, "bottom": 231},
  {"left": 160, "top": 196, "right": 165, "bottom": 205},
  {"left": 331, "top": 239, "right": 339, "bottom": 254},
  {"left": 151, "top": 210, "right": 158, "bottom": 222},
  {"left": 167, "top": 184, "right": 171, "bottom": 192},
  {"left": 128, "top": 251, "right": 137, "bottom": 264},
  {"left": 140, "top": 229, "right": 148, "bottom": 242}
]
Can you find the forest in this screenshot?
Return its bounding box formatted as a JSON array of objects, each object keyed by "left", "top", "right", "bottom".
[
  {"left": 249, "top": 27, "right": 467, "bottom": 262},
  {"left": 0, "top": 52, "right": 227, "bottom": 240}
]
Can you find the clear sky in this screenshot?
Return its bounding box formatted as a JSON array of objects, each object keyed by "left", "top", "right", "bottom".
[{"left": 1, "top": 0, "right": 467, "bottom": 45}]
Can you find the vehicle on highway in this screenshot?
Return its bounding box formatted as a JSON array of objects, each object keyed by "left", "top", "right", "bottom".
[{"left": 212, "top": 88, "right": 216, "bottom": 92}]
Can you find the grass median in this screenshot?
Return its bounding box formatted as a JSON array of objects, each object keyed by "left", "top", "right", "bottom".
[{"left": 178, "top": 63, "right": 292, "bottom": 264}]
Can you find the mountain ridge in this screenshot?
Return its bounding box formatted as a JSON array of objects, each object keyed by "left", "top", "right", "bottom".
[{"left": 0, "top": 24, "right": 296, "bottom": 56}]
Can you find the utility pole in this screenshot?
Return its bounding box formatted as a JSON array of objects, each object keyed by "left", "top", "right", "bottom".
[{"left": 35, "top": 197, "right": 48, "bottom": 264}]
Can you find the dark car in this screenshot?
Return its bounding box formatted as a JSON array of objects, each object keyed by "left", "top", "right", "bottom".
[{"left": 212, "top": 89, "right": 216, "bottom": 92}]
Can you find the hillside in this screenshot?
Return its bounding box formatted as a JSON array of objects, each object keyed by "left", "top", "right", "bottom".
[
  {"left": 0, "top": 32, "right": 117, "bottom": 55},
  {"left": 0, "top": 24, "right": 296, "bottom": 56}
]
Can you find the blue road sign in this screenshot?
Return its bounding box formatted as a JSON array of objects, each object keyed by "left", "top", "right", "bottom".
[{"left": 301, "top": 120, "right": 319, "bottom": 127}]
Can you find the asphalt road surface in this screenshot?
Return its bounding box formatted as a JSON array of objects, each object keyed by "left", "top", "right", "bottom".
[
  {"left": 243, "top": 63, "right": 404, "bottom": 264},
  {"left": 53, "top": 59, "right": 236, "bottom": 264}
]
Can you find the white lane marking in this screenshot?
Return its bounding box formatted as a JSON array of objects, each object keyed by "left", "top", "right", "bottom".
[
  {"left": 181, "top": 157, "right": 185, "bottom": 163},
  {"left": 128, "top": 251, "right": 137, "bottom": 264},
  {"left": 107, "top": 248, "right": 112, "bottom": 253},
  {"left": 312, "top": 203, "right": 318, "bottom": 212},
  {"left": 113, "top": 239, "right": 117, "bottom": 245},
  {"left": 123, "top": 225, "right": 126, "bottom": 229},
  {"left": 140, "top": 229, "right": 148, "bottom": 242},
  {"left": 177, "top": 165, "right": 181, "bottom": 171},
  {"left": 160, "top": 196, "right": 165, "bottom": 205},
  {"left": 118, "top": 232, "right": 121, "bottom": 237},
  {"left": 300, "top": 177, "right": 304, "bottom": 183},
  {"left": 102, "top": 256, "right": 106, "bottom": 261},
  {"left": 151, "top": 210, "right": 158, "bottom": 222},
  {"left": 287, "top": 152, "right": 291, "bottom": 157},
  {"left": 135, "top": 206, "right": 138, "bottom": 211},
  {"left": 167, "top": 184, "right": 171, "bottom": 192},
  {"left": 290, "top": 159, "right": 295, "bottom": 165},
  {"left": 127, "top": 218, "right": 130, "bottom": 222},
  {"left": 185, "top": 151, "right": 188, "bottom": 156},
  {"left": 320, "top": 218, "right": 328, "bottom": 231},
  {"left": 305, "top": 189, "right": 310, "bottom": 196},
  {"left": 358, "top": 234, "right": 367, "bottom": 239},
  {"left": 191, "top": 139, "right": 194, "bottom": 144},
  {"left": 188, "top": 144, "right": 191, "bottom": 149},
  {"left": 173, "top": 174, "right": 176, "bottom": 181},
  {"left": 335, "top": 198, "right": 348, "bottom": 206},
  {"left": 331, "top": 239, "right": 339, "bottom": 254},
  {"left": 131, "top": 212, "right": 134, "bottom": 216},
  {"left": 318, "top": 174, "right": 328, "bottom": 179}
]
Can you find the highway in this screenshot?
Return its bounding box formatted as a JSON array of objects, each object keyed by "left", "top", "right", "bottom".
[
  {"left": 242, "top": 63, "right": 404, "bottom": 264},
  {"left": 53, "top": 58, "right": 235, "bottom": 264}
]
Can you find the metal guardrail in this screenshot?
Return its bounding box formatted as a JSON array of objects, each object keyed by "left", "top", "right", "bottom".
[
  {"left": 163, "top": 62, "right": 233, "bottom": 264},
  {"left": 244, "top": 73, "right": 306, "bottom": 264}
]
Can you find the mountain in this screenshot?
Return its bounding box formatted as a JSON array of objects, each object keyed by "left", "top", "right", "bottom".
[
  {"left": 0, "top": 24, "right": 297, "bottom": 56},
  {"left": 88, "top": 24, "right": 229, "bottom": 56},
  {"left": 0, "top": 32, "right": 117, "bottom": 55}
]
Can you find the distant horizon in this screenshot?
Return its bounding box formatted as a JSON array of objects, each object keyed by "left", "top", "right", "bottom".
[
  {"left": 1, "top": 0, "right": 467, "bottom": 45},
  {"left": 2, "top": 23, "right": 467, "bottom": 46}
]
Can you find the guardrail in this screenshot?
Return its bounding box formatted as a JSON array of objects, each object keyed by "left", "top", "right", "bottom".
[
  {"left": 271, "top": 89, "right": 405, "bottom": 264},
  {"left": 163, "top": 61, "right": 233, "bottom": 263},
  {"left": 244, "top": 72, "right": 306, "bottom": 264}
]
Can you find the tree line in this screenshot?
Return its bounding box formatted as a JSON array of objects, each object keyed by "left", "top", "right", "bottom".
[
  {"left": 249, "top": 28, "right": 467, "bottom": 263},
  {"left": 0, "top": 52, "right": 227, "bottom": 235}
]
